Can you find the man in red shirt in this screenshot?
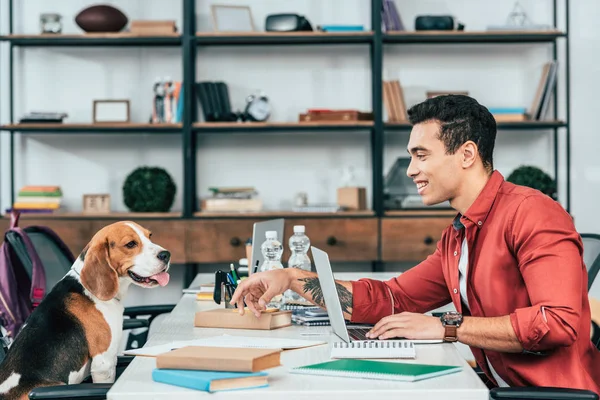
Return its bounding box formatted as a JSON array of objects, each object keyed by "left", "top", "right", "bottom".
[{"left": 231, "top": 95, "right": 600, "bottom": 393}]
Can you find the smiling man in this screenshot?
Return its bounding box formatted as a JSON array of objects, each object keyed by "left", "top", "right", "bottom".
[{"left": 231, "top": 95, "right": 600, "bottom": 392}]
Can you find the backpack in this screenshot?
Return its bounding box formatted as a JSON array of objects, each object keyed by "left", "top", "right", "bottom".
[{"left": 0, "top": 211, "right": 47, "bottom": 340}]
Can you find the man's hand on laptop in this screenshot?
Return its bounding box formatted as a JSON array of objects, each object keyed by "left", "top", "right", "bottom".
[
  {"left": 230, "top": 269, "right": 293, "bottom": 317},
  {"left": 365, "top": 312, "right": 445, "bottom": 341}
]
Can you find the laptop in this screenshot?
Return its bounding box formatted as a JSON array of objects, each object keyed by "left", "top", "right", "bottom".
[
  {"left": 249, "top": 218, "right": 284, "bottom": 275},
  {"left": 311, "top": 246, "right": 442, "bottom": 344}
]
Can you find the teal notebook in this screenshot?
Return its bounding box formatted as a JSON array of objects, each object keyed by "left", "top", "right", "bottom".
[
  {"left": 291, "top": 359, "right": 462, "bottom": 382},
  {"left": 152, "top": 369, "right": 269, "bottom": 392}
]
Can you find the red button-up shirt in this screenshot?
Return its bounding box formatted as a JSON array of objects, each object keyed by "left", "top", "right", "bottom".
[{"left": 351, "top": 171, "right": 600, "bottom": 392}]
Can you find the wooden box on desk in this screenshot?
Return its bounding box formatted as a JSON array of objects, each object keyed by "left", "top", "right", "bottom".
[
  {"left": 337, "top": 187, "right": 367, "bottom": 210},
  {"left": 194, "top": 308, "right": 292, "bottom": 330}
]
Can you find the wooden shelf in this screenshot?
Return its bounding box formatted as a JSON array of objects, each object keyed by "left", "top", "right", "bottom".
[
  {"left": 194, "top": 121, "right": 373, "bottom": 133},
  {"left": 0, "top": 33, "right": 182, "bottom": 46},
  {"left": 196, "top": 31, "right": 373, "bottom": 45},
  {"left": 385, "top": 120, "right": 567, "bottom": 131},
  {"left": 385, "top": 210, "right": 457, "bottom": 217},
  {"left": 194, "top": 210, "right": 375, "bottom": 218},
  {"left": 383, "top": 30, "right": 566, "bottom": 44},
  {"left": 1, "top": 123, "right": 182, "bottom": 133},
  {"left": 4, "top": 212, "right": 182, "bottom": 220}
]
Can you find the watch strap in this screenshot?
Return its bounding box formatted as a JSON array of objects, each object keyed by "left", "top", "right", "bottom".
[{"left": 444, "top": 325, "right": 458, "bottom": 342}]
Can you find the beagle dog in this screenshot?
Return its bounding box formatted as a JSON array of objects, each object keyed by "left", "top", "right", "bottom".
[{"left": 0, "top": 221, "right": 171, "bottom": 400}]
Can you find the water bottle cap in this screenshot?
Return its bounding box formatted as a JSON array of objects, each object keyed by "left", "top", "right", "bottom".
[
  {"left": 293, "top": 225, "right": 305, "bottom": 233},
  {"left": 265, "top": 231, "right": 278, "bottom": 239}
]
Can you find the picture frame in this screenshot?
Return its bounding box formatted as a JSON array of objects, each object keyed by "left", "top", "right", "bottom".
[
  {"left": 93, "top": 99, "right": 130, "bottom": 124},
  {"left": 210, "top": 5, "right": 255, "bottom": 32}
]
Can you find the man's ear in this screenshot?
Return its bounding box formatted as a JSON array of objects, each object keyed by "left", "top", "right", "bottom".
[
  {"left": 80, "top": 237, "right": 118, "bottom": 301},
  {"left": 461, "top": 141, "right": 478, "bottom": 169}
]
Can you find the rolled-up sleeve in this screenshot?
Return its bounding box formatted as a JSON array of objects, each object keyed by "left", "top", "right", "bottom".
[
  {"left": 509, "top": 196, "right": 584, "bottom": 351},
  {"left": 351, "top": 238, "right": 451, "bottom": 324}
]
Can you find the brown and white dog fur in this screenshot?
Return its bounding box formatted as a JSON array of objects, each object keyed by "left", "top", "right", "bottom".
[{"left": 0, "top": 221, "right": 171, "bottom": 400}]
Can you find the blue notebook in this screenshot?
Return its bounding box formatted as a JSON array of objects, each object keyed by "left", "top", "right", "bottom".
[{"left": 152, "top": 369, "right": 269, "bottom": 392}]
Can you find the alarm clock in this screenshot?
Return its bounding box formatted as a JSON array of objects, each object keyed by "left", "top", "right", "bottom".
[{"left": 243, "top": 92, "right": 270, "bottom": 122}]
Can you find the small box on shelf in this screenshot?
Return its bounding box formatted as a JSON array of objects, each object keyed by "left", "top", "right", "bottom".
[{"left": 337, "top": 187, "right": 367, "bottom": 211}]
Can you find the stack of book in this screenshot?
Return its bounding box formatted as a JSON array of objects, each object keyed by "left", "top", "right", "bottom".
[
  {"left": 10, "top": 186, "right": 62, "bottom": 214},
  {"left": 383, "top": 80, "right": 407, "bottom": 122},
  {"left": 291, "top": 308, "right": 331, "bottom": 327},
  {"left": 152, "top": 346, "right": 279, "bottom": 392},
  {"left": 527, "top": 61, "right": 558, "bottom": 120},
  {"left": 200, "top": 187, "right": 262, "bottom": 213}
]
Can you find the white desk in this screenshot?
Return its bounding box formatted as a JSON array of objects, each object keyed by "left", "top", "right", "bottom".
[{"left": 108, "top": 273, "right": 488, "bottom": 400}]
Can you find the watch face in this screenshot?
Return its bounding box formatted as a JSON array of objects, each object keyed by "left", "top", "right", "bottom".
[{"left": 442, "top": 312, "right": 462, "bottom": 325}]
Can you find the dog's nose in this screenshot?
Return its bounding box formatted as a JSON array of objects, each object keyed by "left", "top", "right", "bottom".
[{"left": 157, "top": 251, "right": 171, "bottom": 263}]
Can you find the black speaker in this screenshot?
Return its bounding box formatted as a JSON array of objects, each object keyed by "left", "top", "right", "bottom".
[
  {"left": 415, "top": 15, "right": 464, "bottom": 31},
  {"left": 265, "top": 13, "right": 313, "bottom": 32}
]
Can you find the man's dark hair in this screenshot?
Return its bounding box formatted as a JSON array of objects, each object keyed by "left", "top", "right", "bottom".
[{"left": 407, "top": 95, "right": 496, "bottom": 172}]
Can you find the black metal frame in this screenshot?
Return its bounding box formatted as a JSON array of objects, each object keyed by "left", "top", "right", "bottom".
[{"left": 0, "top": 0, "right": 571, "bottom": 218}]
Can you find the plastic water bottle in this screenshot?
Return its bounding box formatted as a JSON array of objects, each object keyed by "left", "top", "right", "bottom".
[
  {"left": 259, "top": 231, "right": 284, "bottom": 308},
  {"left": 284, "top": 225, "right": 311, "bottom": 303}
]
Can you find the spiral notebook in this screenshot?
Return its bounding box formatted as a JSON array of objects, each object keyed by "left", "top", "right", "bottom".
[
  {"left": 330, "top": 340, "right": 415, "bottom": 359},
  {"left": 291, "top": 359, "right": 462, "bottom": 382}
]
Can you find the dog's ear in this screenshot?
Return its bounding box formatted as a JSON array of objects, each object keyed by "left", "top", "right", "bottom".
[{"left": 80, "top": 236, "right": 118, "bottom": 301}]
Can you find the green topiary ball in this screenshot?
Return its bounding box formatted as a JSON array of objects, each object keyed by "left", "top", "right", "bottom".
[
  {"left": 506, "top": 165, "right": 557, "bottom": 200},
  {"left": 122, "top": 166, "right": 176, "bottom": 212}
]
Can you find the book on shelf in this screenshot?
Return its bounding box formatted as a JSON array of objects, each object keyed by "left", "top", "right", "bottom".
[
  {"left": 528, "top": 61, "right": 558, "bottom": 120},
  {"left": 200, "top": 186, "right": 262, "bottom": 212},
  {"left": 488, "top": 107, "right": 527, "bottom": 122},
  {"left": 381, "top": 0, "right": 404, "bottom": 32},
  {"left": 383, "top": 80, "right": 407, "bottom": 122},
  {"left": 12, "top": 185, "right": 63, "bottom": 214}
]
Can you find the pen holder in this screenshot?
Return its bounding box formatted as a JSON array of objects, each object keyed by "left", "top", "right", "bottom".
[
  {"left": 223, "top": 283, "right": 236, "bottom": 309},
  {"left": 213, "top": 270, "right": 241, "bottom": 309}
]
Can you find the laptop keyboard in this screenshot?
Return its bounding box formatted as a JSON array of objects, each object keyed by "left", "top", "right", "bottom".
[{"left": 348, "top": 328, "right": 371, "bottom": 341}]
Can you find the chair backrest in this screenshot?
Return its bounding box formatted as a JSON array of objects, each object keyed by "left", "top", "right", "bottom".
[
  {"left": 22, "top": 226, "right": 75, "bottom": 289},
  {"left": 581, "top": 234, "right": 600, "bottom": 291}
]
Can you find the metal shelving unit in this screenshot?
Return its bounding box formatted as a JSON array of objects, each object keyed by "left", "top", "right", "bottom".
[{"left": 0, "top": 0, "right": 571, "bottom": 218}]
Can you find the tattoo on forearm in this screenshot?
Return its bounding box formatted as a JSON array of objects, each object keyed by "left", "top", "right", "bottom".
[{"left": 298, "top": 278, "right": 353, "bottom": 315}]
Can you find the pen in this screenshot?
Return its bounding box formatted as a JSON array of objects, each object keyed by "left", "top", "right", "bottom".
[
  {"left": 230, "top": 263, "right": 239, "bottom": 282},
  {"left": 226, "top": 272, "right": 236, "bottom": 287}
]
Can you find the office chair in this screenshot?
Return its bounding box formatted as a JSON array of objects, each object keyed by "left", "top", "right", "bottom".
[
  {"left": 5, "top": 226, "right": 176, "bottom": 347},
  {"left": 488, "top": 233, "right": 600, "bottom": 399}
]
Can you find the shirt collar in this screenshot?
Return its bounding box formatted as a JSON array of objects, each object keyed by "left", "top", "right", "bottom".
[
  {"left": 463, "top": 171, "right": 504, "bottom": 228},
  {"left": 453, "top": 170, "right": 505, "bottom": 230}
]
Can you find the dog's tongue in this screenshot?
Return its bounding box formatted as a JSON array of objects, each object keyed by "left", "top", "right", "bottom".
[{"left": 150, "top": 272, "right": 170, "bottom": 286}]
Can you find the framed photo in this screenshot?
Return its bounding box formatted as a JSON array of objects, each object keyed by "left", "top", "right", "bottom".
[
  {"left": 211, "top": 5, "right": 255, "bottom": 32},
  {"left": 93, "top": 100, "right": 130, "bottom": 123}
]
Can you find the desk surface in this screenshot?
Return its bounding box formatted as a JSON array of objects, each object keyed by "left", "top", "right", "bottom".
[{"left": 108, "top": 273, "right": 488, "bottom": 400}]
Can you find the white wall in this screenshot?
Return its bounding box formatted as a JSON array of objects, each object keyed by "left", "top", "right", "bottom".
[{"left": 1, "top": 0, "right": 599, "bottom": 303}]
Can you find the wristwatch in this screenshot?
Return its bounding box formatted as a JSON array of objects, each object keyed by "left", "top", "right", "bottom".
[{"left": 440, "top": 311, "right": 463, "bottom": 342}]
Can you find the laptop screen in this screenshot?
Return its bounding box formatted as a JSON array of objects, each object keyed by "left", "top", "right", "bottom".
[{"left": 311, "top": 247, "right": 351, "bottom": 343}]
